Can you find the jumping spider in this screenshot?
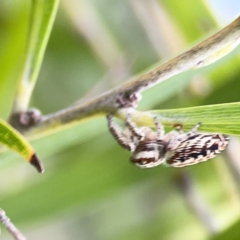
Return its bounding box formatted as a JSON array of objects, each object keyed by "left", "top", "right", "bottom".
[{"left": 107, "top": 114, "right": 229, "bottom": 168}]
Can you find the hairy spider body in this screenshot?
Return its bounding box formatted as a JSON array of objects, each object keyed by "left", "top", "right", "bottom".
[
  {"left": 107, "top": 114, "right": 229, "bottom": 168},
  {"left": 131, "top": 140, "right": 166, "bottom": 168}
]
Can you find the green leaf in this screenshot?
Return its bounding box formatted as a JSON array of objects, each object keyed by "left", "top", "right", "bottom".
[
  {"left": 123, "top": 102, "right": 240, "bottom": 136},
  {"left": 212, "top": 219, "right": 240, "bottom": 240},
  {"left": 0, "top": 118, "right": 43, "bottom": 173},
  {"left": 13, "top": 0, "right": 59, "bottom": 112}
]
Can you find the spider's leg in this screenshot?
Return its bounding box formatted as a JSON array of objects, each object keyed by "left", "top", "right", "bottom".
[
  {"left": 107, "top": 114, "right": 135, "bottom": 151},
  {"left": 185, "top": 122, "right": 202, "bottom": 137},
  {"left": 165, "top": 131, "right": 181, "bottom": 150},
  {"left": 169, "top": 122, "right": 202, "bottom": 147},
  {"left": 174, "top": 124, "right": 184, "bottom": 134},
  {"left": 191, "top": 122, "right": 201, "bottom": 132},
  {"left": 125, "top": 113, "right": 144, "bottom": 140},
  {"left": 166, "top": 123, "right": 202, "bottom": 151},
  {"left": 154, "top": 116, "right": 164, "bottom": 140}
]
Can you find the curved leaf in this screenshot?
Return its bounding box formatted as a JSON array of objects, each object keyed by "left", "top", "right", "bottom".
[
  {"left": 12, "top": 0, "right": 59, "bottom": 113},
  {"left": 0, "top": 118, "right": 43, "bottom": 173}
]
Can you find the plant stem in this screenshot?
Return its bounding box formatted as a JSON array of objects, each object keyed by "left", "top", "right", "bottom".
[
  {"left": 11, "top": 0, "right": 59, "bottom": 114},
  {"left": 17, "top": 16, "right": 240, "bottom": 138},
  {"left": 0, "top": 209, "right": 27, "bottom": 240}
]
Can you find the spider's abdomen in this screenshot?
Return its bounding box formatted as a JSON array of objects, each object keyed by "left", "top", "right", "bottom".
[
  {"left": 130, "top": 141, "right": 165, "bottom": 168},
  {"left": 166, "top": 133, "right": 229, "bottom": 167}
]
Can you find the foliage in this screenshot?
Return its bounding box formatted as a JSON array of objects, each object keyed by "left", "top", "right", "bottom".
[{"left": 0, "top": 0, "right": 240, "bottom": 239}]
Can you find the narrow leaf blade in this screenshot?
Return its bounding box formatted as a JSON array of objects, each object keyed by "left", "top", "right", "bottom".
[
  {"left": 0, "top": 118, "right": 44, "bottom": 173},
  {"left": 125, "top": 102, "right": 240, "bottom": 136},
  {"left": 13, "top": 0, "right": 60, "bottom": 113}
]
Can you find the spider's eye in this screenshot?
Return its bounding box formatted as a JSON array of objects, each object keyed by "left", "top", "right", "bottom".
[
  {"left": 130, "top": 142, "right": 164, "bottom": 168},
  {"left": 131, "top": 156, "right": 156, "bottom": 166}
]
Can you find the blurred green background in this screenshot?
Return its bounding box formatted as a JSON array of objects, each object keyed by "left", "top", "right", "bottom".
[{"left": 0, "top": 0, "right": 240, "bottom": 239}]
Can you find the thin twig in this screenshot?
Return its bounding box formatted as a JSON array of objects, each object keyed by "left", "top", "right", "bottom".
[
  {"left": 16, "top": 16, "right": 240, "bottom": 138},
  {"left": 0, "top": 209, "right": 27, "bottom": 240}
]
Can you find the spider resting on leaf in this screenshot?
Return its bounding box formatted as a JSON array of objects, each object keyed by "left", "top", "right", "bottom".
[{"left": 106, "top": 114, "right": 229, "bottom": 168}]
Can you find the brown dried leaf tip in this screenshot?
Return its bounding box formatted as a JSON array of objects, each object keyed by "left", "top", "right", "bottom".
[{"left": 30, "top": 154, "right": 44, "bottom": 173}]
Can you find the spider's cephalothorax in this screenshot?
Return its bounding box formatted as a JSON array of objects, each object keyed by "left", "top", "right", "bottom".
[{"left": 106, "top": 114, "right": 229, "bottom": 168}]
